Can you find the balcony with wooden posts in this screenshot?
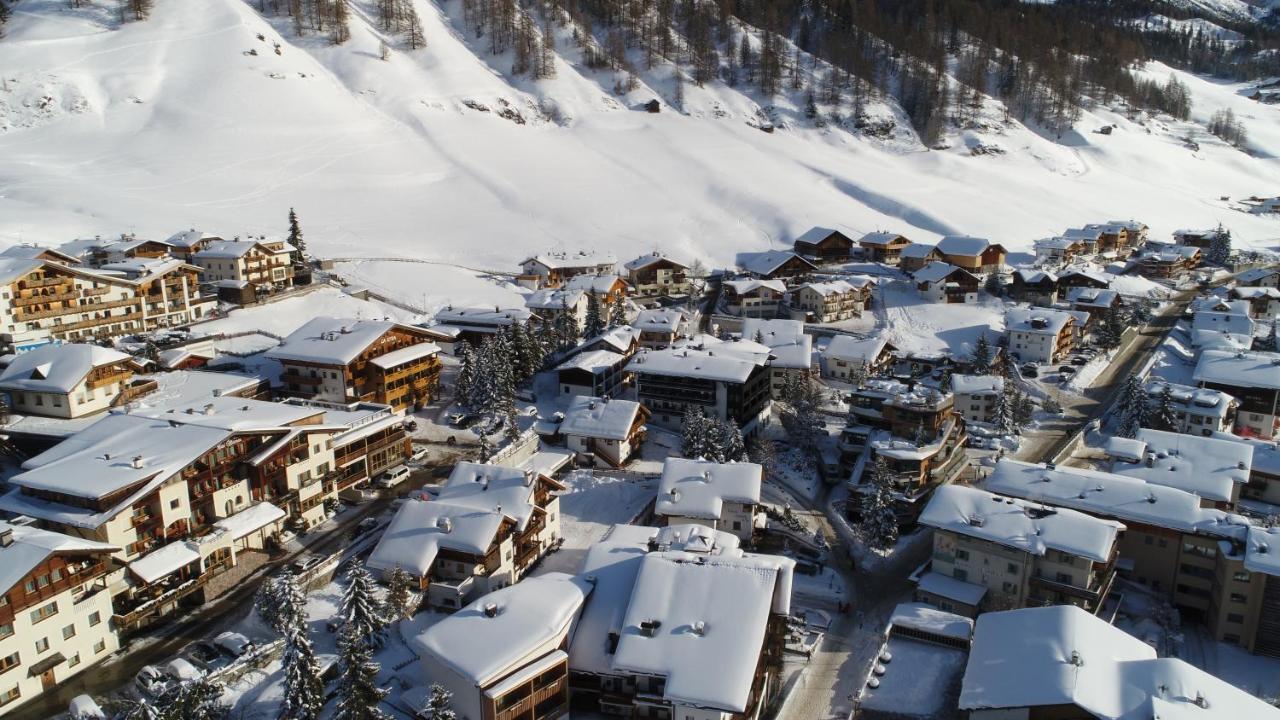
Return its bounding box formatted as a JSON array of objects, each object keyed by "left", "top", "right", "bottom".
[
  {"left": 60, "top": 310, "right": 143, "bottom": 332},
  {"left": 17, "top": 276, "right": 66, "bottom": 290},
  {"left": 12, "top": 290, "right": 77, "bottom": 307}
]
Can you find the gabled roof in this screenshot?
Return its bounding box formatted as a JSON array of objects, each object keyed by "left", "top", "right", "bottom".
[
  {"left": 563, "top": 274, "right": 626, "bottom": 295},
  {"left": 937, "top": 235, "right": 998, "bottom": 257},
  {"left": 584, "top": 325, "right": 641, "bottom": 354},
  {"left": 856, "top": 230, "right": 908, "bottom": 247},
  {"left": 0, "top": 257, "right": 46, "bottom": 285},
  {"left": 433, "top": 306, "right": 532, "bottom": 327},
  {"left": 794, "top": 226, "right": 851, "bottom": 245},
  {"left": 525, "top": 288, "right": 585, "bottom": 310},
  {"left": 738, "top": 250, "right": 816, "bottom": 277},
  {"left": 0, "top": 244, "right": 81, "bottom": 264},
  {"left": 950, "top": 374, "right": 1003, "bottom": 395},
  {"left": 193, "top": 240, "right": 271, "bottom": 259},
  {"left": 723, "top": 278, "right": 786, "bottom": 295},
  {"left": 1006, "top": 307, "right": 1075, "bottom": 336},
  {"left": 913, "top": 262, "right": 974, "bottom": 284},
  {"left": 436, "top": 462, "right": 556, "bottom": 532},
  {"left": 266, "top": 317, "right": 430, "bottom": 366},
  {"left": 624, "top": 252, "right": 687, "bottom": 272},
  {"left": 1013, "top": 269, "right": 1057, "bottom": 284},
  {"left": 0, "top": 343, "right": 135, "bottom": 393},
  {"left": 633, "top": 308, "right": 687, "bottom": 333},
  {"left": 1111, "top": 429, "right": 1251, "bottom": 503},
  {"left": 740, "top": 319, "right": 811, "bottom": 369},
  {"left": 560, "top": 395, "right": 643, "bottom": 441},
  {"left": 0, "top": 522, "right": 118, "bottom": 598},
  {"left": 1236, "top": 267, "right": 1279, "bottom": 284},
  {"left": 655, "top": 458, "right": 762, "bottom": 519},
  {"left": 1066, "top": 287, "right": 1119, "bottom": 308},
  {"left": 900, "top": 243, "right": 940, "bottom": 259},
  {"left": 164, "top": 229, "right": 224, "bottom": 248},
  {"left": 521, "top": 250, "right": 617, "bottom": 270},
  {"left": 366, "top": 498, "right": 507, "bottom": 576},
  {"left": 1193, "top": 350, "right": 1280, "bottom": 391},
  {"left": 824, "top": 334, "right": 890, "bottom": 362}
]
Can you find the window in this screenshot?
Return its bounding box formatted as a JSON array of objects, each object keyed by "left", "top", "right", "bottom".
[
  {"left": 0, "top": 625, "right": 10, "bottom": 641},
  {"left": 1227, "top": 613, "right": 1245, "bottom": 624},
  {"left": 169, "top": 499, "right": 180, "bottom": 510},
  {"left": 0, "top": 687, "right": 18, "bottom": 706},
  {"left": 49, "top": 568, "right": 61, "bottom": 583},
  {"left": 955, "top": 549, "right": 970, "bottom": 561},
  {"left": 29, "top": 602, "right": 57, "bottom": 624},
  {"left": 34, "top": 638, "right": 48, "bottom": 654},
  {"left": 93, "top": 640, "right": 106, "bottom": 654},
  {"left": 23, "top": 580, "right": 34, "bottom": 594},
  {"left": 88, "top": 612, "right": 101, "bottom": 627},
  {"left": 0, "top": 654, "right": 17, "bottom": 675},
  {"left": 1007, "top": 563, "right": 1018, "bottom": 574},
  {"left": 62, "top": 624, "right": 76, "bottom": 640},
  {"left": 1230, "top": 593, "right": 1247, "bottom": 604},
  {"left": 1233, "top": 571, "right": 1252, "bottom": 583},
  {"left": 68, "top": 653, "right": 81, "bottom": 669}
]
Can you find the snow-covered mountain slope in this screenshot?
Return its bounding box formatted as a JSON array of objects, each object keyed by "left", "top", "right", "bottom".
[{"left": 1, "top": 0, "right": 1279, "bottom": 270}]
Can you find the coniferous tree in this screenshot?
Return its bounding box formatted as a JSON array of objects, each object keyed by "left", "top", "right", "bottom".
[
  {"left": 330, "top": 0, "right": 351, "bottom": 44},
  {"left": 584, "top": 292, "right": 604, "bottom": 338},
  {"left": 992, "top": 382, "right": 1016, "bottom": 434},
  {"left": 1207, "top": 226, "right": 1233, "bottom": 266},
  {"left": 287, "top": 207, "right": 307, "bottom": 262},
  {"left": 386, "top": 565, "right": 418, "bottom": 621},
  {"left": 424, "top": 684, "right": 457, "bottom": 720},
  {"left": 1014, "top": 391, "right": 1035, "bottom": 427},
  {"left": 454, "top": 341, "right": 477, "bottom": 410},
  {"left": 858, "top": 457, "right": 899, "bottom": 551},
  {"left": 340, "top": 562, "right": 387, "bottom": 649},
  {"left": 278, "top": 574, "right": 324, "bottom": 720},
  {"left": 1116, "top": 375, "right": 1150, "bottom": 438},
  {"left": 971, "top": 334, "right": 992, "bottom": 375},
  {"left": 1257, "top": 323, "right": 1278, "bottom": 352},
  {"left": 1153, "top": 384, "right": 1179, "bottom": 431},
  {"left": 334, "top": 626, "right": 391, "bottom": 720},
  {"left": 608, "top": 296, "right": 628, "bottom": 327},
  {"left": 681, "top": 406, "right": 712, "bottom": 459},
  {"left": 405, "top": 4, "right": 426, "bottom": 49},
  {"left": 747, "top": 436, "right": 777, "bottom": 477}
]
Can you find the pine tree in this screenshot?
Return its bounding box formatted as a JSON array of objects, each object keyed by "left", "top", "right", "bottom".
[
  {"left": 1098, "top": 304, "right": 1126, "bottom": 350},
  {"left": 405, "top": 4, "right": 426, "bottom": 49},
  {"left": 1153, "top": 384, "right": 1179, "bottom": 431},
  {"left": 341, "top": 562, "right": 387, "bottom": 649},
  {"left": 672, "top": 70, "right": 685, "bottom": 111},
  {"left": 858, "top": 457, "right": 899, "bottom": 551},
  {"left": 424, "top": 684, "right": 457, "bottom": 720},
  {"left": 386, "top": 565, "right": 418, "bottom": 621},
  {"left": 1257, "top": 323, "right": 1278, "bottom": 352},
  {"left": 747, "top": 436, "right": 777, "bottom": 477},
  {"left": 330, "top": 0, "right": 351, "bottom": 44},
  {"left": 334, "top": 626, "right": 390, "bottom": 720},
  {"left": 1207, "top": 225, "right": 1232, "bottom": 266},
  {"left": 1014, "top": 391, "right": 1035, "bottom": 426},
  {"left": 287, "top": 207, "right": 306, "bottom": 262},
  {"left": 608, "top": 296, "right": 628, "bottom": 327},
  {"left": 279, "top": 575, "right": 324, "bottom": 720},
  {"left": 1116, "top": 375, "right": 1150, "bottom": 438},
  {"left": 681, "top": 406, "right": 712, "bottom": 459},
  {"left": 553, "top": 300, "right": 580, "bottom": 352},
  {"left": 971, "top": 334, "right": 992, "bottom": 375},
  {"left": 849, "top": 360, "right": 868, "bottom": 388},
  {"left": 254, "top": 576, "right": 289, "bottom": 635},
  {"left": 454, "top": 341, "right": 477, "bottom": 410},
  {"left": 584, "top": 292, "right": 604, "bottom": 337},
  {"left": 992, "top": 383, "right": 1016, "bottom": 434}
]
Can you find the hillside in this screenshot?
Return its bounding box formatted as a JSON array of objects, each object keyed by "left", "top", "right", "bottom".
[{"left": 0, "top": 0, "right": 1279, "bottom": 274}]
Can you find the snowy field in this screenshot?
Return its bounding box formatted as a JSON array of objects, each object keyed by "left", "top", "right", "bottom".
[
  {"left": 189, "top": 286, "right": 420, "bottom": 339},
  {"left": 530, "top": 469, "right": 658, "bottom": 576},
  {"left": 874, "top": 281, "right": 1006, "bottom": 358},
  {"left": 2, "top": 0, "right": 1280, "bottom": 282}
]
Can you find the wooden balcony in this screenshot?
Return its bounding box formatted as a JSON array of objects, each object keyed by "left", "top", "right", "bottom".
[
  {"left": 18, "top": 277, "right": 66, "bottom": 289},
  {"left": 282, "top": 371, "right": 325, "bottom": 386},
  {"left": 12, "top": 291, "right": 77, "bottom": 307}
]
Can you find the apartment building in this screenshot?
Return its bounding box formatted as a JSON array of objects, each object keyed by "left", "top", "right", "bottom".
[
  {"left": 1005, "top": 307, "right": 1081, "bottom": 364},
  {"left": 792, "top": 227, "right": 855, "bottom": 263},
  {"left": 1032, "top": 237, "right": 1085, "bottom": 265},
  {"left": 412, "top": 573, "right": 590, "bottom": 720},
  {"left": 721, "top": 278, "right": 786, "bottom": 319},
  {"left": 0, "top": 344, "right": 149, "bottom": 419},
  {"left": 628, "top": 339, "right": 772, "bottom": 435},
  {"left": 189, "top": 238, "right": 294, "bottom": 291},
  {"left": 1229, "top": 286, "right": 1280, "bottom": 318},
  {"left": 1109, "top": 429, "right": 1252, "bottom": 509},
  {"left": 368, "top": 462, "right": 562, "bottom": 609},
  {"left": 623, "top": 253, "right": 690, "bottom": 298},
  {"left": 559, "top": 395, "right": 647, "bottom": 468},
  {"left": 525, "top": 288, "right": 588, "bottom": 327},
  {"left": 554, "top": 350, "right": 630, "bottom": 399},
  {"left": 950, "top": 374, "right": 1004, "bottom": 424},
  {"left": 268, "top": 317, "right": 442, "bottom": 412},
  {"left": 821, "top": 335, "right": 895, "bottom": 382},
  {"left": 631, "top": 308, "right": 690, "bottom": 349},
  {"left": 0, "top": 523, "right": 120, "bottom": 717},
  {"left": 98, "top": 258, "right": 212, "bottom": 329},
  {"left": 1194, "top": 350, "right": 1280, "bottom": 439},
  {"left": 519, "top": 251, "right": 618, "bottom": 288},
  {"left": 655, "top": 458, "right": 762, "bottom": 543},
  {"left": 918, "top": 485, "right": 1123, "bottom": 616},
  {"left": 741, "top": 318, "right": 813, "bottom": 399},
  {"left": 1135, "top": 244, "right": 1201, "bottom": 278},
  {"left": 786, "top": 278, "right": 873, "bottom": 323},
  {"left": 987, "top": 459, "right": 1280, "bottom": 654},
  {"left": 569, "top": 524, "right": 795, "bottom": 720},
  {"left": 1143, "top": 379, "right": 1238, "bottom": 436},
  {"left": 856, "top": 231, "right": 910, "bottom": 265}
]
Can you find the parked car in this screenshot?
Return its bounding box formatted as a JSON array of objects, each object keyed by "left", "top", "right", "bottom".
[
  {"left": 516, "top": 388, "right": 536, "bottom": 402},
  {"left": 134, "top": 666, "right": 172, "bottom": 699},
  {"left": 356, "top": 517, "right": 380, "bottom": 535},
  {"left": 1021, "top": 364, "right": 1039, "bottom": 378},
  {"left": 291, "top": 555, "right": 323, "bottom": 574},
  {"left": 1070, "top": 355, "right": 1090, "bottom": 366},
  {"left": 1058, "top": 366, "right": 1076, "bottom": 375},
  {"left": 339, "top": 487, "right": 376, "bottom": 505},
  {"left": 409, "top": 447, "right": 429, "bottom": 463},
  {"left": 69, "top": 695, "right": 106, "bottom": 720},
  {"left": 213, "top": 631, "right": 255, "bottom": 659},
  {"left": 164, "top": 658, "right": 204, "bottom": 683},
  {"left": 181, "top": 641, "right": 231, "bottom": 672},
  {"left": 377, "top": 465, "right": 411, "bottom": 489},
  {"left": 448, "top": 412, "right": 479, "bottom": 428},
  {"left": 402, "top": 419, "right": 419, "bottom": 432}
]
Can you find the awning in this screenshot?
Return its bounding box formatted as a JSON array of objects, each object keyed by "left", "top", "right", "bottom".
[{"left": 29, "top": 653, "right": 66, "bottom": 676}]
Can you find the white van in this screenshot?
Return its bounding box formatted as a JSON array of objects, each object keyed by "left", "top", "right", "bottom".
[{"left": 376, "top": 465, "right": 411, "bottom": 489}]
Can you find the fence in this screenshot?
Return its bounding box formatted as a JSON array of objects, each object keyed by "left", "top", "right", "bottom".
[{"left": 489, "top": 428, "right": 540, "bottom": 468}]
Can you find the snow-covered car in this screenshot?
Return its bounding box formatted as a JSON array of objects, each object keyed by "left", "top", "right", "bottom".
[
  {"left": 134, "top": 666, "right": 172, "bottom": 699},
  {"left": 181, "top": 641, "right": 232, "bottom": 672},
  {"left": 164, "top": 657, "right": 205, "bottom": 683},
  {"left": 291, "top": 555, "right": 323, "bottom": 573},
  {"left": 69, "top": 695, "right": 106, "bottom": 720},
  {"left": 214, "top": 631, "right": 255, "bottom": 659},
  {"left": 409, "top": 447, "right": 429, "bottom": 463}
]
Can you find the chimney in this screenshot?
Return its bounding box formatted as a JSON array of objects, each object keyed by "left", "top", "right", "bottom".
[
  {"left": 436, "top": 517, "right": 452, "bottom": 534},
  {"left": 131, "top": 455, "right": 144, "bottom": 469},
  {"left": 639, "top": 619, "right": 661, "bottom": 637},
  {"left": 523, "top": 469, "right": 534, "bottom": 487},
  {"left": 484, "top": 602, "right": 499, "bottom": 618},
  {"left": 0, "top": 529, "right": 12, "bottom": 548},
  {"left": 692, "top": 620, "right": 706, "bottom": 636},
  {"left": 202, "top": 403, "right": 215, "bottom": 415}
]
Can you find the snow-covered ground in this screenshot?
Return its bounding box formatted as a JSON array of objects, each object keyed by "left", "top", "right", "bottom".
[
  {"left": 189, "top": 286, "right": 419, "bottom": 339},
  {"left": 875, "top": 281, "right": 1006, "bottom": 358},
  {"left": 530, "top": 469, "right": 657, "bottom": 575}
]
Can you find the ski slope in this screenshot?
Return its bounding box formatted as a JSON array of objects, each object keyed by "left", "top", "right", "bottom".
[{"left": 1, "top": 0, "right": 1279, "bottom": 278}]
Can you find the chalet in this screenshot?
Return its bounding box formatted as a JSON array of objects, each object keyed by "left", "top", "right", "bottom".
[
  {"left": 1191, "top": 299, "right": 1255, "bottom": 339},
  {"left": 949, "top": 374, "right": 1004, "bottom": 424},
  {"left": 559, "top": 395, "right": 648, "bottom": 468},
  {"left": 622, "top": 253, "right": 690, "bottom": 297},
  {"left": 918, "top": 485, "right": 1122, "bottom": 615},
  {"left": 628, "top": 340, "right": 772, "bottom": 435},
  {"left": 821, "top": 335, "right": 895, "bottom": 382},
  {"left": 97, "top": 258, "right": 213, "bottom": 328},
  {"left": 899, "top": 243, "right": 942, "bottom": 273},
  {"left": 368, "top": 462, "right": 563, "bottom": 607},
  {"left": 936, "top": 236, "right": 1006, "bottom": 276},
  {"left": 1193, "top": 350, "right": 1280, "bottom": 439},
  {"left": 1032, "top": 237, "right": 1084, "bottom": 265},
  {"left": 721, "top": 278, "right": 785, "bottom": 318},
  {"left": 786, "top": 278, "right": 873, "bottom": 323},
  {"left": 1056, "top": 269, "right": 1110, "bottom": 290},
  {"left": 525, "top": 288, "right": 588, "bottom": 327},
  {"left": 960, "top": 606, "right": 1280, "bottom": 720},
  {"left": 912, "top": 262, "right": 980, "bottom": 303},
  {"left": 580, "top": 325, "right": 642, "bottom": 358},
  {"left": 555, "top": 350, "right": 630, "bottom": 398},
  {"left": 1009, "top": 269, "right": 1058, "bottom": 305},
  {"left": 1107, "top": 219, "right": 1149, "bottom": 247},
  {"left": 432, "top": 306, "right": 534, "bottom": 347},
  {"left": 655, "top": 458, "right": 762, "bottom": 542},
  {"left": 563, "top": 273, "right": 630, "bottom": 307},
  {"left": 1236, "top": 266, "right": 1280, "bottom": 288},
  {"left": 1174, "top": 227, "right": 1228, "bottom": 249},
  {"left": 0, "top": 523, "right": 121, "bottom": 716},
  {"left": 1065, "top": 287, "right": 1120, "bottom": 321},
  {"left": 519, "top": 251, "right": 618, "bottom": 288},
  {"left": 190, "top": 238, "right": 294, "bottom": 292},
  {"left": 0, "top": 244, "right": 84, "bottom": 266},
  {"left": 1083, "top": 221, "right": 1143, "bottom": 255},
  {"left": 1135, "top": 245, "right": 1201, "bottom": 279},
  {"left": 632, "top": 308, "right": 689, "bottom": 349},
  {"left": 793, "top": 227, "right": 856, "bottom": 263},
  {"left": 162, "top": 229, "right": 223, "bottom": 259},
  {"left": 1060, "top": 227, "right": 1102, "bottom": 255},
  {"left": 1229, "top": 286, "right": 1280, "bottom": 319},
  {"left": 738, "top": 250, "right": 817, "bottom": 281},
  {"left": 412, "top": 573, "right": 589, "bottom": 720},
  {"left": 0, "top": 344, "right": 149, "bottom": 419},
  {"left": 741, "top": 318, "right": 812, "bottom": 399},
  {"left": 1142, "top": 380, "right": 1238, "bottom": 437},
  {"left": 857, "top": 231, "right": 911, "bottom": 265},
  {"left": 1006, "top": 308, "right": 1079, "bottom": 364},
  {"left": 569, "top": 524, "right": 794, "bottom": 720},
  {"left": 267, "top": 317, "right": 442, "bottom": 412}
]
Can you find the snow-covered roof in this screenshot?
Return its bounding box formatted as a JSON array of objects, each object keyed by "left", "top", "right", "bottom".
[
  {"left": 412, "top": 573, "right": 593, "bottom": 687},
  {"left": 937, "top": 235, "right": 997, "bottom": 257},
  {"left": 211, "top": 502, "right": 285, "bottom": 541},
  {"left": 912, "top": 262, "right": 968, "bottom": 284},
  {"left": 824, "top": 334, "right": 890, "bottom": 362},
  {"left": 524, "top": 287, "right": 585, "bottom": 311},
  {"left": 1110, "top": 429, "right": 1251, "bottom": 503},
  {"left": 1066, "top": 287, "right": 1119, "bottom": 308},
  {"left": 655, "top": 458, "right": 761, "bottom": 520},
  {"left": 1058, "top": 269, "right": 1110, "bottom": 286},
  {"left": 1014, "top": 268, "right": 1057, "bottom": 284},
  {"left": 1244, "top": 526, "right": 1280, "bottom": 577},
  {"left": 722, "top": 278, "right": 786, "bottom": 295},
  {"left": 193, "top": 239, "right": 265, "bottom": 259},
  {"left": 0, "top": 521, "right": 118, "bottom": 597},
  {"left": 265, "top": 317, "right": 421, "bottom": 366},
  {"left": 436, "top": 462, "right": 553, "bottom": 532},
  {"left": 556, "top": 349, "right": 625, "bottom": 375},
  {"left": 141, "top": 369, "right": 264, "bottom": 407},
  {"left": 856, "top": 230, "right": 906, "bottom": 247},
  {"left": 521, "top": 250, "right": 618, "bottom": 270},
  {"left": 920, "top": 485, "right": 1123, "bottom": 563},
  {"left": 917, "top": 571, "right": 988, "bottom": 607},
  {"left": 1193, "top": 350, "right": 1280, "bottom": 391},
  {"left": 950, "top": 374, "right": 1003, "bottom": 396},
  {"left": 0, "top": 343, "right": 134, "bottom": 393},
  {"left": 900, "top": 243, "right": 939, "bottom": 259},
  {"left": 632, "top": 308, "right": 686, "bottom": 333},
  {"left": 367, "top": 342, "right": 440, "bottom": 370},
  {"left": 889, "top": 602, "right": 974, "bottom": 641},
  {"left": 99, "top": 257, "right": 193, "bottom": 279},
  {"left": 1231, "top": 286, "right": 1280, "bottom": 300},
  {"left": 739, "top": 250, "right": 815, "bottom": 276},
  {"left": 1006, "top": 307, "right": 1075, "bottom": 336},
  {"left": 1104, "top": 436, "right": 1148, "bottom": 463},
  {"left": 0, "top": 244, "right": 80, "bottom": 263},
  {"left": 432, "top": 306, "right": 532, "bottom": 327},
  {"left": 627, "top": 345, "right": 764, "bottom": 383},
  {"left": 130, "top": 395, "right": 324, "bottom": 432},
  {"left": 623, "top": 252, "right": 687, "bottom": 272},
  {"left": 560, "top": 395, "right": 643, "bottom": 441},
  {"left": 1035, "top": 237, "right": 1083, "bottom": 250},
  {"left": 985, "top": 460, "right": 1246, "bottom": 538},
  {"left": 585, "top": 325, "right": 641, "bottom": 354},
  {"left": 563, "top": 273, "right": 625, "bottom": 295},
  {"left": 366, "top": 498, "right": 506, "bottom": 576},
  {"left": 961, "top": 605, "right": 1280, "bottom": 719},
  {"left": 164, "top": 229, "right": 222, "bottom": 248},
  {"left": 128, "top": 541, "right": 200, "bottom": 584},
  {"left": 1144, "top": 380, "right": 1236, "bottom": 417},
  {"left": 1062, "top": 227, "right": 1104, "bottom": 241},
  {"left": 1237, "top": 267, "right": 1280, "bottom": 284},
  {"left": 740, "top": 319, "right": 811, "bottom": 370},
  {"left": 0, "top": 257, "right": 47, "bottom": 285}
]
